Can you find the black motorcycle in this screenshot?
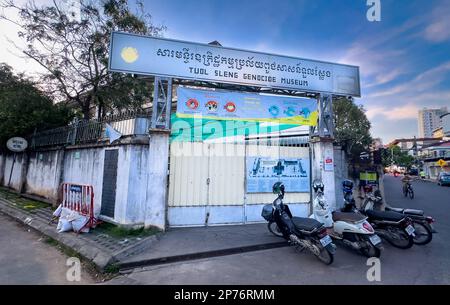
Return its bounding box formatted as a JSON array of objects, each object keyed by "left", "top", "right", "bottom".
[
  {"left": 342, "top": 180, "right": 414, "bottom": 249},
  {"left": 362, "top": 188, "right": 434, "bottom": 246},
  {"left": 262, "top": 182, "right": 336, "bottom": 265},
  {"left": 385, "top": 205, "right": 434, "bottom": 245}
]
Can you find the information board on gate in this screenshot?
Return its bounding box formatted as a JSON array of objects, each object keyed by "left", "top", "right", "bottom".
[
  {"left": 109, "top": 32, "right": 361, "bottom": 96},
  {"left": 177, "top": 87, "right": 318, "bottom": 126},
  {"left": 246, "top": 157, "right": 310, "bottom": 193}
]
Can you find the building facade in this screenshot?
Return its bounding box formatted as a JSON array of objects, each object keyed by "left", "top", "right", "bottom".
[
  {"left": 442, "top": 112, "right": 450, "bottom": 138},
  {"left": 418, "top": 107, "right": 448, "bottom": 138}
]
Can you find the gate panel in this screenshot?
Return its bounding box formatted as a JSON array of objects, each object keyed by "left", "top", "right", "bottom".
[
  {"left": 167, "top": 140, "right": 311, "bottom": 226},
  {"left": 168, "top": 142, "right": 208, "bottom": 207},
  {"left": 208, "top": 143, "right": 245, "bottom": 206}
]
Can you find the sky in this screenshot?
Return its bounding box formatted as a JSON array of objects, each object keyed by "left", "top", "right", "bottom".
[{"left": 1, "top": 0, "right": 450, "bottom": 144}]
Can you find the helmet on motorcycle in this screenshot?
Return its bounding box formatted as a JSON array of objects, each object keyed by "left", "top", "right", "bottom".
[
  {"left": 342, "top": 179, "right": 354, "bottom": 192},
  {"left": 312, "top": 179, "right": 324, "bottom": 193},
  {"left": 272, "top": 182, "right": 285, "bottom": 194}
]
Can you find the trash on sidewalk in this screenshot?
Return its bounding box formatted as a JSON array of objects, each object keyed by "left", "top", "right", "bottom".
[
  {"left": 51, "top": 183, "right": 101, "bottom": 233},
  {"left": 54, "top": 206, "right": 90, "bottom": 233}
]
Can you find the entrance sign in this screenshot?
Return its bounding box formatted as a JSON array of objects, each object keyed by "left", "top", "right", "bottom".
[
  {"left": 177, "top": 87, "right": 318, "bottom": 126},
  {"left": 109, "top": 32, "right": 361, "bottom": 96},
  {"left": 246, "top": 157, "right": 310, "bottom": 193},
  {"left": 6, "top": 137, "right": 28, "bottom": 152}
]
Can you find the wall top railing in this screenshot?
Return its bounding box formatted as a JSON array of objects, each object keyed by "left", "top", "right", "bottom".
[{"left": 30, "top": 109, "right": 152, "bottom": 149}]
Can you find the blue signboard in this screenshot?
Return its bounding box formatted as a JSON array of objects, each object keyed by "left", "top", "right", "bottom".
[
  {"left": 177, "top": 87, "right": 318, "bottom": 126},
  {"left": 246, "top": 157, "right": 310, "bottom": 193}
]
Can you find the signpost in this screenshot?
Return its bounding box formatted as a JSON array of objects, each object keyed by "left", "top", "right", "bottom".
[
  {"left": 6, "top": 137, "right": 28, "bottom": 187},
  {"left": 108, "top": 32, "right": 361, "bottom": 96},
  {"left": 437, "top": 159, "right": 447, "bottom": 167}
]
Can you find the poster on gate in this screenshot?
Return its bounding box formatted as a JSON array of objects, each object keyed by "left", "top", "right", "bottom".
[{"left": 246, "top": 157, "right": 310, "bottom": 193}]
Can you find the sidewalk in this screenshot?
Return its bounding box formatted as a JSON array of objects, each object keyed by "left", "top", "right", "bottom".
[
  {"left": 0, "top": 190, "right": 161, "bottom": 271},
  {"left": 0, "top": 189, "right": 286, "bottom": 273},
  {"left": 118, "top": 224, "right": 286, "bottom": 272}
]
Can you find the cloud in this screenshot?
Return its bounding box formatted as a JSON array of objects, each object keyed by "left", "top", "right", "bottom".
[
  {"left": 366, "top": 61, "right": 450, "bottom": 98},
  {"left": 365, "top": 68, "right": 405, "bottom": 88},
  {"left": 422, "top": 3, "right": 450, "bottom": 42},
  {"left": 366, "top": 104, "right": 419, "bottom": 120}
]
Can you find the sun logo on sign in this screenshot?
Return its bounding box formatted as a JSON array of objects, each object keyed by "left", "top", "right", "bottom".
[{"left": 121, "top": 47, "right": 139, "bottom": 63}]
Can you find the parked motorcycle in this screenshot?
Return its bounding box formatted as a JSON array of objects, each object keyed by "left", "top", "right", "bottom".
[
  {"left": 361, "top": 186, "right": 434, "bottom": 245},
  {"left": 262, "top": 182, "right": 336, "bottom": 265},
  {"left": 341, "top": 180, "right": 415, "bottom": 249},
  {"left": 309, "top": 180, "right": 382, "bottom": 258}
]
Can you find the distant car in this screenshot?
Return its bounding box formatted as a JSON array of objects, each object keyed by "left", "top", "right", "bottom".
[
  {"left": 407, "top": 168, "right": 419, "bottom": 176},
  {"left": 437, "top": 172, "right": 450, "bottom": 186}
]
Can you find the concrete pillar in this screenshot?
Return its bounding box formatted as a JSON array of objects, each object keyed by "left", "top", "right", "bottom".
[
  {"left": 311, "top": 137, "right": 337, "bottom": 210},
  {"left": 144, "top": 129, "right": 170, "bottom": 230}
]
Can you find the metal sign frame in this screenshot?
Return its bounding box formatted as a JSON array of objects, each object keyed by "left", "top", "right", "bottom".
[{"left": 108, "top": 31, "right": 361, "bottom": 97}]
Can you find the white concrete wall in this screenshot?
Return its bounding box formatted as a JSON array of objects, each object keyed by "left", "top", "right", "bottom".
[
  {"left": 0, "top": 143, "right": 157, "bottom": 227},
  {"left": 311, "top": 140, "right": 336, "bottom": 210},
  {"left": 144, "top": 131, "right": 170, "bottom": 230},
  {"left": 63, "top": 148, "right": 106, "bottom": 217},
  {"left": 25, "top": 150, "right": 62, "bottom": 202},
  {"left": 62, "top": 145, "right": 152, "bottom": 224},
  {"left": 117, "top": 145, "right": 149, "bottom": 225},
  {"left": 0, "top": 153, "right": 26, "bottom": 191}
]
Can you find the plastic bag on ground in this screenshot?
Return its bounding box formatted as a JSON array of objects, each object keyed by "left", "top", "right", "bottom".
[
  {"left": 52, "top": 204, "right": 63, "bottom": 217},
  {"left": 57, "top": 218, "right": 73, "bottom": 233},
  {"left": 71, "top": 215, "right": 89, "bottom": 233}
]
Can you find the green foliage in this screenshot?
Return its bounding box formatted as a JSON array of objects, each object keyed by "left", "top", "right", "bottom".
[
  {"left": 382, "top": 145, "right": 415, "bottom": 168},
  {"left": 333, "top": 98, "right": 373, "bottom": 160},
  {"left": 96, "top": 222, "right": 160, "bottom": 238},
  {"left": 1, "top": 0, "right": 165, "bottom": 119},
  {"left": 0, "top": 64, "right": 73, "bottom": 148}
]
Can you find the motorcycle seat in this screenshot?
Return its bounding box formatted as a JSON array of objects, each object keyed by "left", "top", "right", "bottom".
[
  {"left": 332, "top": 211, "right": 366, "bottom": 223},
  {"left": 403, "top": 209, "right": 424, "bottom": 216},
  {"left": 385, "top": 206, "right": 424, "bottom": 216},
  {"left": 292, "top": 217, "right": 322, "bottom": 232},
  {"left": 385, "top": 206, "right": 404, "bottom": 213},
  {"left": 366, "top": 210, "right": 405, "bottom": 222}
]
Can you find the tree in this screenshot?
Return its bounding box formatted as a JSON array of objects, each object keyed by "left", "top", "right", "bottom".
[
  {"left": 0, "top": 63, "right": 73, "bottom": 149},
  {"left": 0, "top": 0, "right": 165, "bottom": 119},
  {"left": 333, "top": 98, "right": 372, "bottom": 160},
  {"left": 381, "top": 145, "right": 415, "bottom": 168}
]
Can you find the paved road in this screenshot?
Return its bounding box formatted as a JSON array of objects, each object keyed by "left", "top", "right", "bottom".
[
  {"left": 115, "top": 175, "right": 450, "bottom": 284},
  {"left": 0, "top": 212, "right": 94, "bottom": 285}
]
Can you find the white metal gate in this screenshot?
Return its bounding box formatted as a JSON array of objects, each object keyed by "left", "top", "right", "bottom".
[{"left": 167, "top": 138, "right": 310, "bottom": 227}]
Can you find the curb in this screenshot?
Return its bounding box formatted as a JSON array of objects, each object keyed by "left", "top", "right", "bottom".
[
  {"left": 118, "top": 241, "right": 288, "bottom": 273},
  {"left": 0, "top": 197, "right": 161, "bottom": 272},
  {"left": 0, "top": 198, "right": 114, "bottom": 271}
]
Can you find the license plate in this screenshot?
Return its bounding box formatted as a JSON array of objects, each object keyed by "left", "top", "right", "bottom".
[
  {"left": 406, "top": 225, "right": 415, "bottom": 235},
  {"left": 320, "top": 235, "right": 332, "bottom": 247},
  {"left": 369, "top": 234, "right": 382, "bottom": 245}
]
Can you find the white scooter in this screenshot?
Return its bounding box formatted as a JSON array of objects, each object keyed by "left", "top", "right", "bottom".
[{"left": 309, "top": 179, "right": 383, "bottom": 258}]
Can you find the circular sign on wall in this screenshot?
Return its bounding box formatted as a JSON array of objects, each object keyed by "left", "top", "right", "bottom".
[{"left": 6, "top": 137, "right": 28, "bottom": 152}]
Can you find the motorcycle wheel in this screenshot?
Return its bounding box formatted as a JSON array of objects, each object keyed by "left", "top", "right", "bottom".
[
  {"left": 385, "top": 228, "right": 414, "bottom": 249},
  {"left": 409, "top": 189, "right": 414, "bottom": 199},
  {"left": 412, "top": 222, "right": 432, "bottom": 245},
  {"left": 315, "top": 247, "right": 334, "bottom": 265},
  {"left": 268, "top": 221, "right": 283, "bottom": 238}
]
